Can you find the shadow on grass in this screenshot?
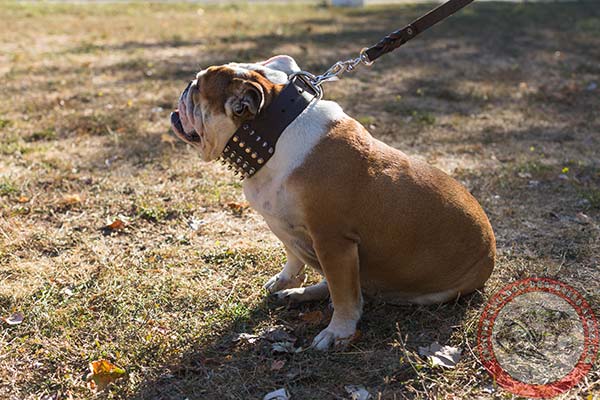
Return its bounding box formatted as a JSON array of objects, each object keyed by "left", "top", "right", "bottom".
[
  {"left": 66, "top": 1, "right": 599, "bottom": 172},
  {"left": 130, "top": 285, "right": 485, "bottom": 399}
]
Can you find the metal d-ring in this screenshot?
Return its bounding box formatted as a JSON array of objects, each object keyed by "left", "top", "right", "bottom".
[{"left": 289, "top": 71, "right": 324, "bottom": 100}]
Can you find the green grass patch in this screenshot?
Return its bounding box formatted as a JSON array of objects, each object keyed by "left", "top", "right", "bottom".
[
  {"left": 356, "top": 115, "right": 375, "bottom": 126},
  {"left": 515, "top": 160, "right": 554, "bottom": 176},
  {"left": 0, "top": 179, "right": 17, "bottom": 196},
  {"left": 0, "top": 134, "right": 29, "bottom": 155},
  {"left": 0, "top": 118, "right": 12, "bottom": 129},
  {"left": 25, "top": 128, "right": 57, "bottom": 142},
  {"left": 580, "top": 188, "right": 600, "bottom": 209},
  {"left": 136, "top": 202, "right": 168, "bottom": 222}
]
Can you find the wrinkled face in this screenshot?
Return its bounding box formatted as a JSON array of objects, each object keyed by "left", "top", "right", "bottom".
[{"left": 170, "top": 55, "right": 301, "bottom": 161}]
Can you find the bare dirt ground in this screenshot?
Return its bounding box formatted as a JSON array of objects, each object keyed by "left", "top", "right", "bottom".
[{"left": 1, "top": 1, "right": 599, "bottom": 399}]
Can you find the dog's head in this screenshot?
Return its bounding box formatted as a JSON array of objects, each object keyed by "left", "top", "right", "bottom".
[{"left": 170, "top": 55, "right": 301, "bottom": 161}]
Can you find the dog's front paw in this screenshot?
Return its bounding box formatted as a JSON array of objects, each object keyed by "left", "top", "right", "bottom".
[
  {"left": 263, "top": 272, "right": 304, "bottom": 294},
  {"left": 312, "top": 322, "right": 356, "bottom": 351}
]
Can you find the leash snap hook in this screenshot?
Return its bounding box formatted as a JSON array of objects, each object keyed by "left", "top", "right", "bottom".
[
  {"left": 288, "top": 71, "right": 324, "bottom": 100},
  {"left": 308, "top": 47, "right": 375, "bottom": 92}
]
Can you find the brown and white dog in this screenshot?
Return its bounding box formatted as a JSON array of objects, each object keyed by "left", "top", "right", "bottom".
[{"left": 171, "top": 55, "right": 495, "bottom": 350}]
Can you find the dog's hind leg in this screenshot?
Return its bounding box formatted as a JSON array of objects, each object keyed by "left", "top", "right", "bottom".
[
  {"left": 263, "top": 246, "right": 306, "bottom": 293},
  {"left": 272, "top": 280, "right": 329, "bottom": 303}
]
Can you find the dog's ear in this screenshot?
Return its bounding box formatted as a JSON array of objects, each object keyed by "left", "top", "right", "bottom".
[
  {"left": 230, "top": 79, "right": 265, "bottom": 119},
  {"left": 261, "top": 55, "right": 300, "bottom": 75}
]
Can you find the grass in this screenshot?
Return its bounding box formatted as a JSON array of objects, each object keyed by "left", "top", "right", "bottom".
[
  {"left": 1, "top": 1, "right": 599, "bottom": 399},
  {"left": 0, "top": 179, "right": 18, "bottom": 197}
]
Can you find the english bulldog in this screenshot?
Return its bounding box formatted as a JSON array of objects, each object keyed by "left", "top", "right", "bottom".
[{"left": 170, "top": 55, "right": 495, "bottom": 350}]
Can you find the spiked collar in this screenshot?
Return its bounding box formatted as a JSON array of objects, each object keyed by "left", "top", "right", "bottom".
[{"left": 220, "top": 76, "right": 319, "bottom": 180}]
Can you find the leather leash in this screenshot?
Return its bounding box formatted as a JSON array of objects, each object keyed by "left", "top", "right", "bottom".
[
  {"left": 364, "top": 0, "right": 474, "bottom": 63},
  {"left": 297, "top": 0, "right": 475, "bottom": 92},
  {"left": 220, "top": 0, "right": 474, "bottom": 180}
]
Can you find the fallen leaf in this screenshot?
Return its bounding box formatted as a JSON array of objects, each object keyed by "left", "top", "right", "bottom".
[
  {"left": 61, "top": 194, "right": 81, "bottom": 205},
  {"left": 101, "top": 218, "right": 127, "bottom": 235},
  {"left": 107, "top": 219, "right": 125, "bottom": 230},
  {"left": 232, "top": 332, "right": 260, "bottom": 344},
  {"left": 3, "top": 312, "right": 24, "bottom": 325},
  {"left": 261, "top": 326, "right": 296, "bottom": 343},
  {"left": 299, "top": 310, "right": 324, "bottom": 325},
  {"left": 482, "top": 384, "right": 495, "bottom": 394},
  {"left": 271, "top": 341, "right": 298, "bottom": 354},
  {"left": 270, "top": 359, "right": 286, "bottom": 371},
  {"left": 345, "top": 384, "right": 371, "bottom": 400},
  {"left": 187, "top": 218, "right": 204, "bottom": 231},
  {"left": 234, "top": 326, "right": 297, "bottom": 350},
  {"left": 517, "top": 172, "right": 532, "bottom": 179},
  {"left": 85, "top": 359, "right": 126, "bottom": 392},
  {"left": 226, "top": 201, "right": 249, "bottom": 215},
  {"left": 418, "top": 342, "right": 462, "bottom": 369},
  {"left": 576, "top": 212, "right": 591, "bottom": 225},
  {"left": 263, "top": 388, "right": 290, "bottom": 400}
]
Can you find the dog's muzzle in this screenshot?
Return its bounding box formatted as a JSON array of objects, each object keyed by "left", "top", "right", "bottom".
[
  {"left": 170, "top": 110, "right": 201, "bottom": 144},
  {"left": 170, "top": 81, "right": 201, "bottom": 144}
]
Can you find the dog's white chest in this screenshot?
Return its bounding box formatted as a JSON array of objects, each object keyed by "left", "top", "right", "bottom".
[
  {"left": 241, "top": 100, "right": 347, "bottom": 268},
  {"left": 244, "top": 174, "right": 318, "bottom": 266},
  {"left": 243, "top": 172, "right": 290, "bottom": 219}
]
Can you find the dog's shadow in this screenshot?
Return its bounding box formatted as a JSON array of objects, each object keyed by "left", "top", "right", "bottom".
[{"left": 130, "top": 289, "right": 486, "bottom": 399}]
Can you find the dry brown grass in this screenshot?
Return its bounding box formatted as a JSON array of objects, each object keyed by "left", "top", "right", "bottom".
[{"left": 1, "top": 1, "right": 599, "bottom": 399}]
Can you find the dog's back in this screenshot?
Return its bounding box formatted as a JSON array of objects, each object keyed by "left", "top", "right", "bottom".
[{"left": 288, "top": 117, "right": 495, "bottom": 302}]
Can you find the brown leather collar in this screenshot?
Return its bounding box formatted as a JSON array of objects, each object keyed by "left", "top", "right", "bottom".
[{"left": 220, "top": 76, "right": 319, "bottom": 180}]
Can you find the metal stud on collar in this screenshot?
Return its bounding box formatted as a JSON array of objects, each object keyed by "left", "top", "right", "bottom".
[{"left": 218, "top": 76, "right": 317, "bottom": 181}]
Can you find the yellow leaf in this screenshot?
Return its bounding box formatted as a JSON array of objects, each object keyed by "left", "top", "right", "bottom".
[{"left": 85, "top": 359, "right": 126, "bottom": 392}]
